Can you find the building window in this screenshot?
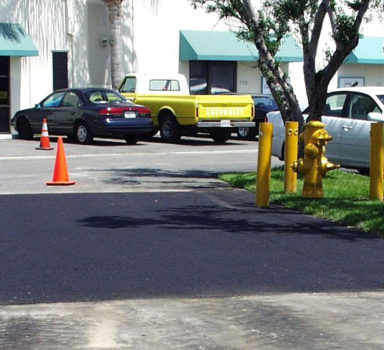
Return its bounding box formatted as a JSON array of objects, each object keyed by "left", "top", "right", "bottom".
[
  {"left": 52, "top": 51, "right": 68, "bottom": 90},
  {"left": 189, "top": 61, "right": 236, "bottom": 95}
]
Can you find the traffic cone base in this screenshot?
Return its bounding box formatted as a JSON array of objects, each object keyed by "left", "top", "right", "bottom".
[
  {"left": 36, "top": 118, "right": 54, "bottom": 150},
  {"left": 47, "top": 137, "right": 76, "bottom": 186},
  {"left": 46, "top": 180, "right": 76, "bottom": 186},
  {"left": 37, "top": 145, "right": 54, "bottom": 150}
]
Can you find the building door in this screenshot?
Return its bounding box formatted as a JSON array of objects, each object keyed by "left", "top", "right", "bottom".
[
  {"left": 52, "top": 51, "right": 68, "bottom": 91},
  {"left": 0, "top": 56, "right": 10, "bottom": 132}
]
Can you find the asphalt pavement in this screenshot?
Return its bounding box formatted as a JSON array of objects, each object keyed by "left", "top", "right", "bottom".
[{"left": 0, "top": 136, "right": 384, "bottom": 349}]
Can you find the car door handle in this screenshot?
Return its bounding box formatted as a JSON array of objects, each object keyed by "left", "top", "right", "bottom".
[{"left": 342, "top": 125, "right": 352, "bottom": 131}]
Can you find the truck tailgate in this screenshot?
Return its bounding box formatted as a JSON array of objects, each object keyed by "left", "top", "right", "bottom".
[{"left": 196, "top": 95, "right": 254, "bottom": 121}]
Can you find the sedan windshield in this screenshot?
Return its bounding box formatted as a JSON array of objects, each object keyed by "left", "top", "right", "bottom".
[
  {"left": 376, "top": 95, "right": 384, "bottom": 105},
  {"left": 85, "top": 90, "right": 129, "bottom": 105}
]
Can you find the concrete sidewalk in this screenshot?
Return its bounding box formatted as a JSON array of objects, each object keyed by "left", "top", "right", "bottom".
[{"left": 1, "top": 292, "right": 384, "bottom": 350}]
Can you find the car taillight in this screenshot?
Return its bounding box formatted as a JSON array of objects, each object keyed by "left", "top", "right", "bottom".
[
  {"left": 136, "top": 106, "right": 151, "bottom": 118},
  {"left": 251, "top": 105, "right": 255, "bottom": 118},
  {"left": 99, "top": 107, "right": 127, "bottom": 115}
]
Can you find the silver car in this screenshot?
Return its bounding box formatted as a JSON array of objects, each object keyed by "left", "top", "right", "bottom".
[{"left": 268, "top": 86, "right": 384, "bottom": 172}]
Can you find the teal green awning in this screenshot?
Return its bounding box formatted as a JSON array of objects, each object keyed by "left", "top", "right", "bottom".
[
  {"left": 345, "top": 37, "right": 384, "bottom": 64},
  {"left": 180, "top": 30, "right": 302, "bottom": 62},
  {"left": 0, "top": 23, "right": 38, "bottom": 56}
]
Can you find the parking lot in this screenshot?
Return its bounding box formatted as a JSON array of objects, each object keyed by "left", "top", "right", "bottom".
[{"left": 1, "top": 134, "right": 279, "bottom": 194}]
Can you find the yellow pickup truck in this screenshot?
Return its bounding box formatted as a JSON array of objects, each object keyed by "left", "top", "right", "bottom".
[{"left": 119, "top": 73, "right": 255, "bottom": 143}]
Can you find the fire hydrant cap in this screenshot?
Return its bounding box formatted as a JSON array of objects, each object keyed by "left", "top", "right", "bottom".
[{"left": 305, "top": 120, "right": 326, "bottom": 128}]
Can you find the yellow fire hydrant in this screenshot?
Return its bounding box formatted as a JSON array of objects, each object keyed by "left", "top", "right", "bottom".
[{"left": 292, "top": 121, "right": 340, "bottom": 198}]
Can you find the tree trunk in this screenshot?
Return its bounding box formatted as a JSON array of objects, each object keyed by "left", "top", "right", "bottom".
[
  {"left": 303, "top": 0, "right": 370, "bottom": 122},
  {"left": 240, "top": 0, "right": 304, "bottom": 127},
  {"left": 257, "top": 42, "right": 303, "bottom": 127},
  {"left": 105, "top": 1, "right": 124, "bottom": 88}
]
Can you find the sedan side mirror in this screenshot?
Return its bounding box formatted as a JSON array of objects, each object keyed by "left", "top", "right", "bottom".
[
  {"left": 35, "top": 103, "right": 42, "bottom": 110},
  {"left": 368, "top": 112, "right": 384, "bottom": 122}
]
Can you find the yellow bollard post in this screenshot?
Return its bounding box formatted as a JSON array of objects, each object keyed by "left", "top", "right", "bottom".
[
  {"left": 370, "top": 122, "right": 384, "bottom": 201},
  {"left": 256, "top": 122, "right": 273, "bottom": 207},
  {"left": 284, "top": 121, "right": 298, "bottom": 193}
]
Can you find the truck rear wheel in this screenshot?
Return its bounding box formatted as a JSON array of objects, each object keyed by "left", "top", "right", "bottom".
[
  {"left": 210, "top": 129, "right": 232, "bottom": 143},
  {"left": 160, "top": 114, "right": 181, "bottom": 143}
]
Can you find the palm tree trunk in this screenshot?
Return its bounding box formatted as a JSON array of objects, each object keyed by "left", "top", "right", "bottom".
[{"left": 104, "top": 0, "right": 124, "bottom": 88}]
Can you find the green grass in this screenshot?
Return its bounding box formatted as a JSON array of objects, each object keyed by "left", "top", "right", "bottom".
[{"left": 219, "top": 168, "right": 384, "bottom": 236}]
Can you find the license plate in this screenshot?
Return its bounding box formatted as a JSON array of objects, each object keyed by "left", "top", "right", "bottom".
[
  {"left": 124, "top": 111, "right": 136, "bottom": 118},
  {"left": 220, "top": 120, "right": 231, "bottom": 127}
]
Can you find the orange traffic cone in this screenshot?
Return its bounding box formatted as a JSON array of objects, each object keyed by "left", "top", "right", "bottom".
[
  {"left": 36, "top": 118, "right": 54, "bottom": 150},
  {"left": 46, "top": 137, "right": 76, "bottom": 186}
]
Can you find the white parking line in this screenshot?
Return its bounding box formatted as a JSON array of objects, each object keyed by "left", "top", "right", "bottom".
[
  {"left": 201, "top": 191, "right": 239, "bottom": 210},
  {"left": 0, "top": 149, "right": 258, "bottom": 161}
]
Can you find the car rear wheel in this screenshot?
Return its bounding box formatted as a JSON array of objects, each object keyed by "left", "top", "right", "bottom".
[
  {"left": 75, "top": 123, "right": 93, "bottom": 144},
  {"left": 210, "top": 129, "right": 232, "bottom": 143},
  {"left": 17, "top": 118, "right": 34, "bottom": 140},
  {"left": 124, "top": 135, "right": 139, "bottom": 145},
  {"left": 160, "top": 114, "right": 181, "bottom": 143}
]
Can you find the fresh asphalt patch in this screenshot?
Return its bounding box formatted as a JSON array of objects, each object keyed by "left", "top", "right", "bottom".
[{"left": 1, "top": 189, "right": 384, "bottom": 305}]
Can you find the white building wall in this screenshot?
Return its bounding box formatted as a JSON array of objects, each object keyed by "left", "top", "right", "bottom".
[
  {"left": 9, "top": 58, "right": 22, "bottom": 116},
  {"left": 1, "top": 0, "right": 384, "bottom": 129},
  {"left": 288, "top": 62, "right": 307, "bottom": 109},
  {"left": 85, "top": 0, "right": 136, "bottom": 87},
  {"left": 86, "top": 2, "right": 109, "bottom": 87},
  {"left": 130, "top": 0, "right": 226, "bottom": 74},
  {"left": 338, "top": 64, "right": 384, "bottom": 87},
  {"left": 235, "top": 61, "right": 308, "bottom": 109},
  {"left": 67, "top": 0, "right": 90, "bottom": 89},
  {"left": 1, "top": 0, "right": 80, "bottom": 115},
  {"left": 236, "top": 62, "right": 261, "bottom": 93}
]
